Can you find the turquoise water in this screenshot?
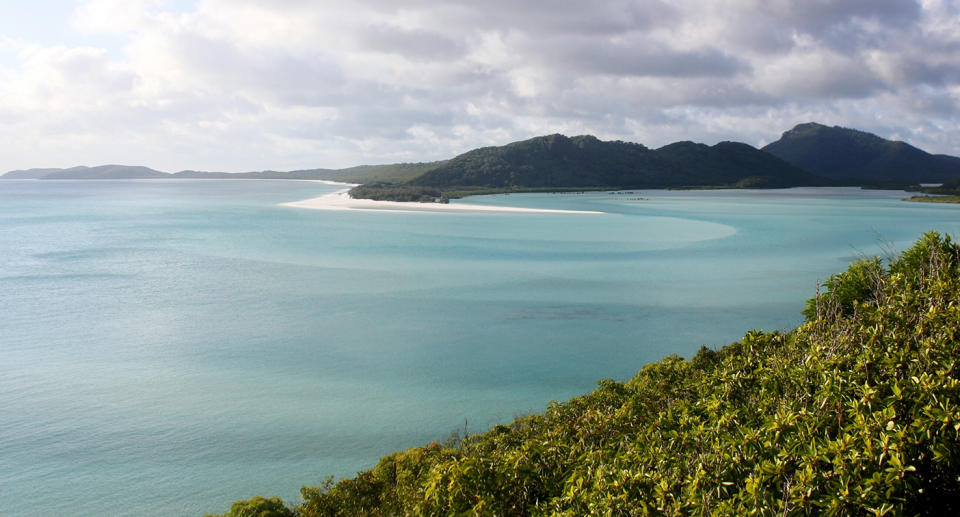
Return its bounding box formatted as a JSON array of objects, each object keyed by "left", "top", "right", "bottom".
[{"left": 2, "top": 180, "right": 959, "bottom": 516}]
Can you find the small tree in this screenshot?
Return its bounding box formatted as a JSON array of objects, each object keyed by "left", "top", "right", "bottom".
[
  {"left": 204, "top": 496, "right": 293, "bottom": 517},
  {"left": 803, "top": 256, "right": 884, "bottom": 321}
]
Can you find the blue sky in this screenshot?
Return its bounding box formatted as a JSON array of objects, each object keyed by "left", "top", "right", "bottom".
[
  {"left": 0, "top": 2, "right": 77, "bottom": 43},
  {"left": 1, "top": 0, "right": 958, "bottom": 172},
  {"left": 1, "top": 2, "right": 120, "bottom": 64},
  {"left": 0, "top": 1, "right": 192, "bottom": 48}
]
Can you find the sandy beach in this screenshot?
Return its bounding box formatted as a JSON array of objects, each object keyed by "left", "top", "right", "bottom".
[{"left": 281, "top": 185, "right": 605, "bottom": 214}]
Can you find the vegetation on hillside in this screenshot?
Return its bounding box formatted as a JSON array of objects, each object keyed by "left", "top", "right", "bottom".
[
  {"left": 939, "top": 177, "right": 960, "bottom": 191},
  {"left": 348, "top": 183, "right": 446, "bottom": 203},
  {"left": 208, "top": 232, "right": 960, "bottom": 516},
  {"left": 348, "top": 134, "right": 825, "bottom": 202},
  {"left": 411, "top": 134, "right": 822, "bottom": 189},
  {"left": 763, "top": 123, "right": 960, "bottom": 183}
]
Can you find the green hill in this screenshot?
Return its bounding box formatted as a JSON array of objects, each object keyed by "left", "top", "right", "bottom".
[
  {"left": 762, "top": 122, "right": 960, "bottom": 184},
  {"left": 207, "top": 232, "right": 960, "bottom": 516},
  {"left": 404, "top": 134, "right": 823, "bottom": 192}
]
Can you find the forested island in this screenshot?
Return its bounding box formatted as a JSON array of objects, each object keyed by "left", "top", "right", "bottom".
[
  {"left": 344, "top": 133, "right": 834, "bottom": 202},
  {"left": 396, "top": 135, "right": 824, "bottom": 196},
  {"left": 207, "top": 232, "right": 960, "bottom": 516},
  {"left": 345, "top": 124, "right": 960, "bottom": 201},
  {"left": 347, "top": 124, "right": 960, "bottom": 202}
]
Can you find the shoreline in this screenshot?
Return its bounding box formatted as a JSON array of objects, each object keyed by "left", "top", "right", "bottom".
[
  {"left": 905, "top": 195, "right": 960, "bottom": 204},
  {"left": 281, "top": 187, "right": 605, "bottom": 214}
]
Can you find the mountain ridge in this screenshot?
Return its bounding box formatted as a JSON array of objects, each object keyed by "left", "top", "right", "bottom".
[
  {"left": 395, "top": 133, "right": 826, "bottom": 198},
  {"left": 762, "top": 122, "right": 960, "bottom": 183}
]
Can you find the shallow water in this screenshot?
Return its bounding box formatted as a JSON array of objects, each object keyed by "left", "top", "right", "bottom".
[{"left": 1, "top": 180, "right": 958, "bottom": 516}]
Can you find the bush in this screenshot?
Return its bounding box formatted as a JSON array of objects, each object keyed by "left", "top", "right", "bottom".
[{"left": 204, "top": 496, "right": 293, "bottom": 517}]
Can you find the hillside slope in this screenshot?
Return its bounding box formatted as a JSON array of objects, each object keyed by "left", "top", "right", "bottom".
[
  {"left": 409, "top": 134, "right": 823, "bottom": 190},
  {"left": 209, "top": 232, "right": 960, "bottom": 516},
  {"left": 763, "top": 122, "right": 960, "bottom": 183}
]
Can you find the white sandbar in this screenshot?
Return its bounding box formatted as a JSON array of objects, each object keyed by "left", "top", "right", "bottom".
[{"left": 280, "top": 187, "right": 604, "bottom": 214}]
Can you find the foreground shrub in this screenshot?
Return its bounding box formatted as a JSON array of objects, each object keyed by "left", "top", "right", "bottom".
[{"left": 204, "top": 496, "right": 293, "bottom": 517}]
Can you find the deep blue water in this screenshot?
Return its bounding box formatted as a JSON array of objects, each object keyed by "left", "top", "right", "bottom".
[{"left": 1, "top": 180, "right": 958, "bottom": 516}]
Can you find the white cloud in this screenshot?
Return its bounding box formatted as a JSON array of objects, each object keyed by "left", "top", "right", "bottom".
[
  {"left": 0, "top": 0, "right": 957, "bottom": 172},
  {"left": 755, "top": 48, "right": 885, "bottom": 100},
  {"left": 71, "top": 0, "right": 163, "bottom": 33}
]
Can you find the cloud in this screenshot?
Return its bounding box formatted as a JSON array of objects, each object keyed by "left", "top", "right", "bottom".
[
  {"left": 705, "top": 0, "right": 922, "bottom": 53},
  {"left": 755, "top": 48, "right": 888, "bottom": 100},
  {"left": 516, "top": 36, "right": 749, "bottom": 78},
  {"left": 0, "top": 0, "right": 957, "bottom": 172},
  {"left": 3, "top": 45, "right": 136, "bottom": 114},
  {"left": 355, "top": 0, "right": 675, "bottom": 36},
  {"left": 71, "top": 0, "right": 163, "bottom": 33},
  {"left": 358, "top": 25, "right": 466, "bottom": 62}
]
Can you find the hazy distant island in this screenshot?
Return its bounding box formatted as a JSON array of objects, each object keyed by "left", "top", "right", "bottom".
[
  {"left": 4, "top": 123, "right": 960, "bottom": 204},
  {"left": 205, "top": 232, "right": 960, "bottom": 516},
  {"left": 0, "top": 163, "right": 440, "bottom": 183}
]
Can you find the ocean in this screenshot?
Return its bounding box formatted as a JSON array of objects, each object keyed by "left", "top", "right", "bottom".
[{"left": 2, "top": 179, "right": 958, "bottom": 516}]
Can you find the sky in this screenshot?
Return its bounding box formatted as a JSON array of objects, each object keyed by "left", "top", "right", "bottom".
[{"left": 1, "top": 0, "right": 959, "bottom": 172}]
